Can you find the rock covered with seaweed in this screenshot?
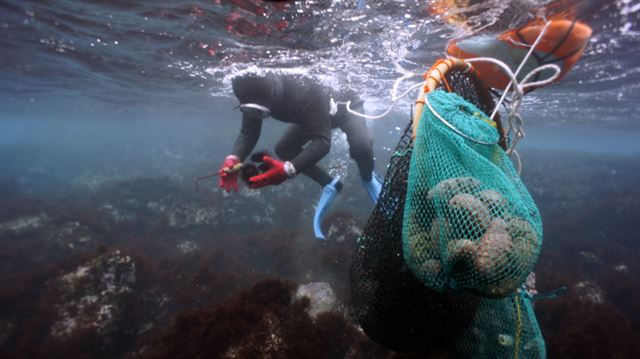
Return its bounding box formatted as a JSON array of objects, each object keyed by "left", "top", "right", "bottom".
[
  {"left": 0, "top": 149, "right": 638, "bottom": 358},
  {"left": 139, "top": 279, "right": 386, "bottom": 359}
]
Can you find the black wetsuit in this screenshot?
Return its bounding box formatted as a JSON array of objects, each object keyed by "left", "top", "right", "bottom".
[{"left": 231, "top": 72, "right": 374, "bottom": 186}]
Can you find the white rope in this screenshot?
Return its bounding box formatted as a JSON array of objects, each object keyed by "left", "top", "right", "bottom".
[
  {"left": 424, "top": 91, "right": 500, "bottom": 146},
  {"left": 336, "top": 19, "right": 563, "bottom": 167},
  {"left": 488, "top": 20, "right": 552, "bottom": 121},
  {"left": 460, "top": 20, "right": 563, "bottom": 162},
  {"left": 333, "top": 70, "right": 423, "bottom": 120},
  {"left": 520, "top": 63, "right": 562, "bottom": 90}
]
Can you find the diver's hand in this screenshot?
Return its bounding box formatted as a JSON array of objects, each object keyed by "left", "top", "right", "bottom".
[
  {"left": 249, "top": 155, "right": 295, "bottom": 189},
  {"left": 218, "top": 155, "right": 240, "bottom": 192}
]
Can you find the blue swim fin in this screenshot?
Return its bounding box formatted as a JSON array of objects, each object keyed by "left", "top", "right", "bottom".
[
  {"left": 362, "top": 172, "right": 382, "bottom": 204},
  {"left": 313, "top": 177, "right": 342, "bottom": 240}
]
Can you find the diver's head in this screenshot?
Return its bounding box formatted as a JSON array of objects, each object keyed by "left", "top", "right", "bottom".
[
  {"left": 232, "top": 72, "right": 274, "bottom": 119},
  {"left": 232, "top": 73, "right": 274, "bottom": 104}
]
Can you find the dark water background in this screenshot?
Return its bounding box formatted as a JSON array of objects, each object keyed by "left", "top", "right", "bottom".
[{"left": 0, "top": 0, "right": 639, "bottom": 358}]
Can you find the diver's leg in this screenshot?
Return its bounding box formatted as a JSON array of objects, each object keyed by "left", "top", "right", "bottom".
[
  {"left": 301, "top": 166, "right": 333, "bottom": 188},
  {"left": 275, "top": 124, "right": 333, "bottom": 187},
  {"left": 340, "top": 115, "right": 374, "bottom": 182},
  {"left": 340, "top": 115, "right": 381, "bottom": 204},
  {"left": 276, "top": 124, "right": 341, "bottom": 239}
]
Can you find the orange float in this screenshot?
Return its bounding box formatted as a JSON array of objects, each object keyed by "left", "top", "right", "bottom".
[{"left": 446, "top": 18, "right": 592, "bottom": 91}]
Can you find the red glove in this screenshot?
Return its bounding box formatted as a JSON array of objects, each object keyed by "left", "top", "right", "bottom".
[
  {"left": 249, "top": 155, "right": 295, "bottom": 189},
  {"left": 218, "top": 155, "right": 240, "bottom": 192}
]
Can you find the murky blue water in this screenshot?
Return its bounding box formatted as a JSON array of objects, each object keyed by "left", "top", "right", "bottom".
[
  {"left": 0, "top": 0, "right": 637, "bottom": 185},
  {"left": 0, "top": 1, "right": 639, "bottom": 358},
  {"left": 1, "top": 1, "right": 639, "bottom": 120}
]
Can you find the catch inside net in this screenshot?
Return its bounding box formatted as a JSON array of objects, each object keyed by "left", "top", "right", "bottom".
[{"left": 403, "top": 88, "right": 542, "bottom": 297}]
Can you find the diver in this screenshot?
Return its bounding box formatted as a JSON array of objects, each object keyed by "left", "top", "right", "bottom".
[{"left": 218, "top": 71, "right": 383, "bottom": 239}]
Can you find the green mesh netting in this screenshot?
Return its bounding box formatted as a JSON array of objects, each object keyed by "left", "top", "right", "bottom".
[
  {"left": 454, "top": 292, "right": 546, "bottom": 359},
  {"left": 350, "top": 120, "right": 478, "bottom": 354},
  {"left": 402, "top": 90, "right": 542, "bottom": 297}
]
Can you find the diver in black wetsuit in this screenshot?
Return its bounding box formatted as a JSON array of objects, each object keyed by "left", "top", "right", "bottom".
[{"left": 218, "top": 72, "right": 382, "bottom": 239}]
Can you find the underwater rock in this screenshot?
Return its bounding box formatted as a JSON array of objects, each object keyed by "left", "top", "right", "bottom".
[
  {"left": 579, "top": 251, "right": 600, "bottom": 264},
  {"left": 176, "top": 240, "right": 199, "bottom": 254},
  {"left": 99, "top": 203, "right": 136, "bottom": 223},
  {"left": 142, "top": 278, "right": 383, "bottom": 359},
  {"left": 49, "top": 250, "right": 136, "bottom": 343},
  {"left": 0, "top": 213, "right": 48, "bottom": 235},
  {"left": 167, "top": 204, "right": 220, "bottom": 228},
  {"left": 574, "top": 281, "right": 605, "bottom": 305},
  {"left": 224, "top": 311, "right": 286, "bottom": 358},
  {"left": 613, "top": 263, "right": 629, "bottom": 273},
  {"left": 295, "top": 282, "right": 337, "bottom": 318},
  {"left": 71, "top": 172, "right": 132, "bottom": 192},
  {"left": 46, "top": 221, "right": 94, "bottom": 250},
  {"left": 326, "top": 216, "right": 362, "bottom": 243}
]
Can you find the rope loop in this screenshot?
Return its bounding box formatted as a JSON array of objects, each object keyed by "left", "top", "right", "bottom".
[
  {"left": 460, "top": 20, "right": 561, "bottom": 162},
  {"left": 338, "top": 18, "right": 562, "bottom": 171}
]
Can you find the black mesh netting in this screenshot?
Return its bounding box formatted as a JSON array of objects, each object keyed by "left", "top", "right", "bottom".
[{"left": 350, "top": 69, "right": 502, "bottom": 353}]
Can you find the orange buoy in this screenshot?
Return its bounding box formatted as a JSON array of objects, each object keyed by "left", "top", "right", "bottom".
[{"left": 446, "top": 18, "right": 592, "bottom": 91}]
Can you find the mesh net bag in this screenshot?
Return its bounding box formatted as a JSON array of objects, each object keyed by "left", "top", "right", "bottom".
[
  {"left": 350, "top": 61, "right": 546, "bottom": 357},
  {"left": 402, "top": 90, "right": 542, "bottom": 297},
  {"left": 350, "top": 119, "right": 478, "bottom": 353},
  {"left": 350, "top": 67, "right": 496, "bottom": 353},
  {"left": 453, "top": 292, "right": 546, "bottom": 359}
]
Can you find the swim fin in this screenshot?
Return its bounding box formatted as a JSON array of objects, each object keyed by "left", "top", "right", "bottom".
[
  {"left": 362, "top": 172, "right": 383, "bottom": 204},
  {"left": 313, "top": 177, "right": 342, "bottom": 240}
]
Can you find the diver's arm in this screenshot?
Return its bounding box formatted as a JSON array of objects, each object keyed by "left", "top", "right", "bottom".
[{"left": 231, "top": 115, "right": 263, "bottom": 161}]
